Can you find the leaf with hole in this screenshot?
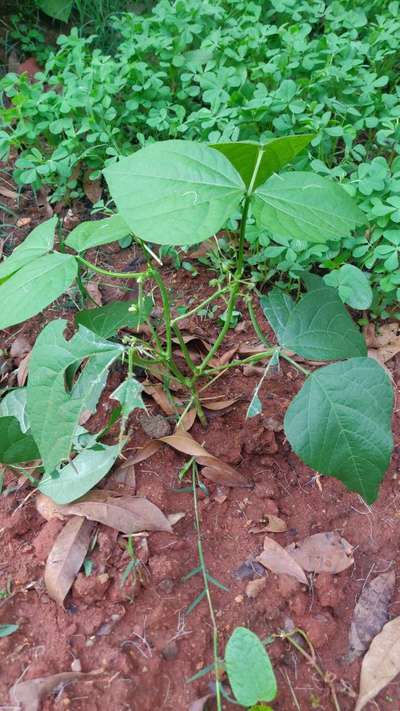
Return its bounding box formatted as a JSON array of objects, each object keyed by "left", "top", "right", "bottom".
[
  {"left": 110, "top": 377, "right": 145, "bottom": 416},
  {"left": 104, "top": 140, "right": 245, "bottom": 246},
  {"left": 27, "top": 320, "right": 123, "bottom": 474},
  {"left": 253, "top": 172, "right": 366, "bottom": 242},
  {"left": 284, "top": 357, "right": 394, "bottom": 503},
  {"left": 39, "top": 444, "right": 120, "bottom": 504},
  {"left": 225, "top": 627, "right": 277, "bottom": 707},
  {"left": 212, "top": 134, "right": 314, "bottom": 190},
  {"left": 0, "top": 216, "right": 57, "bottom": 283},
  {"left": 262, "top": 285, "right": 367, "bottom": 360},
  {"left": 0, "top": 252, "right": 77, "bottom": 329},
  {"left": 0, "top": 416, "right": 39, "bottom": 464},
  {"left": 65, "top": 214, "right": 130, "bottom": 253}
]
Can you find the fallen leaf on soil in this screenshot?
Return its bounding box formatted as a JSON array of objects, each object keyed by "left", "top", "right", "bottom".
[
  {"left": 201, "top": 396, "right": 240, "bottom": 411},
  {"left": 10, "top": 670, "right": 101, "bottom": 711},
  {"left": 348, "top": 570, "right": 396, "bottom": 662},
  {"left": 209, "top": 345, "right": 238, "bottom": 367},
  {"left": 16, "top": 216, "right": 32, "bottom": 228},
  {"left": 142, "top": 383, "right": 180, "bottom": 415},
  {"left": 286, "top": 532, "right": 353, "bottom": 573},
  {"left": 85, "top": 281, "right": 103, "bottom": 307},
  {"left": 177, "top": 408, "right": 197, "bottom": 432},
  {"left": 161, "top": 431, "right": 250, "bottom": 487},
  {"left": 238, "top": 343, "right": 266, "bottom": 356},
  {"left": 249, "top": 515, "right": 287, "bottom": 534},
  {"left": 256, "top": 536, "right": 308, "bottom": 585},
  {"left": 110, "top": 460, "right": 136, "bottom": 491},
  {"left": 355, "top": 616, "right": 400, "bottom": 711},
  {"left": 189, "top": 694, "right": 214, "bottom": 711},
  {"left": 36, "top": 493, "right": 65, "bottom": 521},
  {"left": 168, "top": 512, "right": 186, "bottom": 526},
  {"left": 130, "top": 439, "right": 163, "bottom": 464},
  {"left": 10, "top": 335, "right": 31, "bottom": 359},
  {"left": 188, "top": 239, "right": 215, "bottom": 258},
  {"left": 45, "top": 516, "right": 94, "bottom": 605},
  {"left": 83, "top": 172, "right": 102, "bottom": 203},
  {"left": 42, "top": 491, "right": 173, "bottom": 534},
  {"left": 245, "top": 577, "right": 267, "bottom": 598},
  {"left": 17, "top": 352, "right": 31, "bottom": 387},
  {"left": 145, "top": 364, "right": 183, "bottom": 391},
  {"left": 363, "top": 322, "right": 400, "bottom": 362},
  {"left": 243, "top": 364, "right": 265, "bottom": 377},
  {"left": 0, "top": 185, "right": 17, "bottom": 200}
]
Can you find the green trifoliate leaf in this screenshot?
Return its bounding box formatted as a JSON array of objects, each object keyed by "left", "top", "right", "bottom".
[
  {"left": 225, "top": 627, "right": 277, "bottom": 707},
  {"left": 65, "top": 214, "right": 130, "bottom": 253},
  {"left": 0, "top": 216, "right": 57, "bottom": 284},
  {"left": 104, "top": 140, "right": 245, "bottom": 246},
  {"left": 323, "top": 264, "right": 373, "bottom": 310},
  {"left": 253, "top": 172, "right": 366, "bottom": 242},
  {"left": 111, "top": 377, "right": 145, "bottom": 417},
  {"left": 0, "top": 252, "right": 77, "bottom": 329},
  {"left": 259, "top": 289, "right": 294, "bottom": 344},
  {"left": 0, "top": 416, "right": 39, "bottom": 464},
  {"left": 261, "top": 286, "right": 366, "bottom": 360},
  {"left": 0, "top": 388, "right": 29, "bottom": 432},
  {"left": 27, "top": 320, "right": 123, "bottom": 473},
  {"left": 284, "top": 357, "right": 394, "bottom": 504},
  {"left": 39, "top": 443, "right": 120, "bottom": 504},
  {"left": 212, "top": 134, "right": 314, "bottom": 190},
  {"left": 75, "top": 297, "right": 153, "bottom": 339}
]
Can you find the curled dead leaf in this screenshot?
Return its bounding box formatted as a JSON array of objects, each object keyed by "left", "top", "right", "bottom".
[
  {"left": 10, "top": 670, "right": 101, "bottom": 711},
  {"left": 257, "top": 536, "right": 308, "bottom": 585},
  {"left": 355, "top": 616, "right": 400, "bottom": 711},
  {"left": 85, "top": 281, "right": 103, "bottom": 307},
  {"left": 249, "top": 514, "right": 287, "bottom": 534},
  {"left": 83, "top": 172, "right": 102, "bottom": 204},
  {"left": 45, "top": 516, "right": 94, "bottom": 606},
  {"left": 10, "top": 335, "right": 31, "bottom": 360},
  {"left": 286, "top": 532, "right": 354, "bottom": 574},
  {"left": 348, "top": 571, "right": 396, "bottom": 662},
  {"left": 363, "top": 321, "right": 400, "bottom": 362},
  {"left": 17, "top": 352, "right": 31, "bottom": 387},
  {"left": 142, "top": 382, "right": 180, "bottom": 415},
  {"left": 36, "top": 493, "right": 65, "bottom": 521},
  {"left": 201, "top": 396, "right": 240, "bottom": 411}
]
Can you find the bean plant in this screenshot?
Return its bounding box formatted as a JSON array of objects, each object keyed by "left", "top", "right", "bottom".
[{"left": 0, "top": 136, "right": 394, "bottom": 506}]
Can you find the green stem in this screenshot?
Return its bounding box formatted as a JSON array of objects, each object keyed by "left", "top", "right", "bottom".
[
  {"left": 202, "top": 349, "right": 276, "bottom": 376},
  {"left": 281, "top": 352, "right": 310, "bottom": 376},
  {"left": 172, "top": 322, "right": 197, "bottom": 376},
  {"left": 171, "top": 287, "right": 230, "bottom": 325},
  {"left": 247, "top": 295, "right": 272, "bottom": 347},
  {"left": 150, "top": 267, "right": 172, "bottom": 361},
  {"left": 75, "top": 254, "right": 147, "bottom": 281},
  {"left": 192, "top": 465, "right": 222, "bottom": 711}
]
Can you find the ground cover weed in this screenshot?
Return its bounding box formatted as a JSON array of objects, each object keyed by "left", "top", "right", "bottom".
[{"left": 0, "top": 136, "right": 394, "bottom": 508}]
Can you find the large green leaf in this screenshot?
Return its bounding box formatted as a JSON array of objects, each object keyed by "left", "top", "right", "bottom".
[
  {"left": 259, "top": 289, "right": 294, "bottom": 344},
  {"left": 27, "top": 320, "right": 123, "bottom": 473},
  {"left": 39, "top": 444, "right": 120, "bottom": 504},
  {"left": 65, "top": 214, "right": 130, "bottom": 253},
  {"left": 75, "top": 297, "right": 153, "bottom": 339},
  {"left": 0, "top": 216, "right": 57, "bottom": 284},
  {"left": 212, "top": 134, "right": 314, "bottom": 190},
  {"left": 284, "top": 358, "right": 394, "bottom": 503},
  {"left": 0, "top": 416, "right": 39, "bottom": 464},
  {"left": 323, "top": 264, "right": 373, "bottom": 310},
  {"left": 261, "top": 285, "right": 367, "bottom": 360},
  {"left": 225, "top": 627, "right": 277, "bottom": 707},
  {"left": 0, "top": 389, "right": 29, "bottom": 432},
  {"left": 0, "top": 253, "right": 77, "bottom": 329},
  {"left": 104, "top": 140, "right": 245, "bottom": 246},
  {"left": 253, "top": 172, "right": 366, "bottom": 242},
  {"left": 37, "top": 0, "right": 73, "bottom": 22}
]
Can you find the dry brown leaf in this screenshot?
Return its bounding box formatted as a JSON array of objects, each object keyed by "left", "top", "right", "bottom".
[
  {"left": 177, "top": 408, "right": 197, "bottom": 432},
  {"left": 201, "top": 396, "right": 240, "bottom": 411},
  {"left": 286, "top": 532, "right": 354, "bottom": 574},
  {"left": 209, "top": 345, "right": 238, "bottom": 367},
  {"left": 355, "top": 616, "right": 400, "bottom": 711},
  {"left": 348, "top": 571, "right": 396, "bottom": 662},
  {"left": 142, "top": 383, "right": 180, "bottom": 415},
  {"left": 10, "top": 671, "right": 101, "bottom": 711},
  {"left": 36, "top": 493, "right": 65, "bottom": 521},
  {"left": 249, "top": 515, "right": 287, "bottom": 534},
  {"left": 10, "top": 335, "right": 31, "bottom": 359},
  {"left": 363, "top": 322, "right": 400, "bottom": 362},
  {"left": 110, "top": 460, "right": 136, "bottom": 491},
  {"left": 85, "top": 281, "right": 103, "bottom": 307},
  {"left": 83, "top": 172, "right": 102, "bottom": 203},
  {"left": 45, "top": 516, "right": 94, "bottom": 605},
  {"left": 188, "top": 239, "right": 215, "bottom": 258},
  {"left": 257, "top": 536, "right": 308, "bottom": 585},
  {"left": 17, "top": 352, "right": 31, "bottom": 387},
  {"left": 0, "top": 185, "right": 17, "bottom": 200},
  {"left": 49, "top": 492, "right": 173, "bottom": 534},
  {"left": 145, "top": 364, "right": 183, "bottom": 391},
  {"left": 130, "top": 439, "right": 163, "bottom": 464},
  {"left": 238, "top": 343, "right": 266, "bottom": 356},
  {"left": 168, "top": 512, "right": 186, "bottom": 526},
  {"left": 16, "top": 216, "right": 32, "bottom": 228},
  {"left": 161, "top": 432, "right": 250, "bottom": 487}
]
